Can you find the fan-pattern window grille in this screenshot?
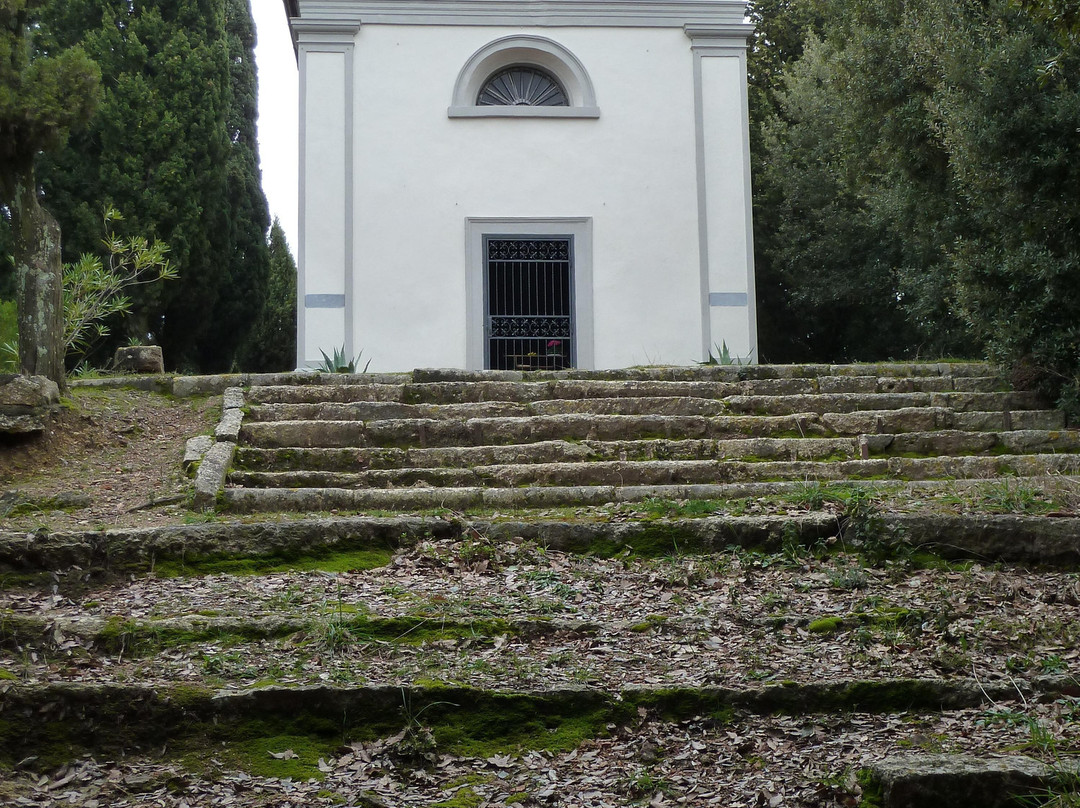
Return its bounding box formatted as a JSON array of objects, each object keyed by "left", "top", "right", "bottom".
[{"left": 477, "top": 66, "right": 568, "bottom": 107}]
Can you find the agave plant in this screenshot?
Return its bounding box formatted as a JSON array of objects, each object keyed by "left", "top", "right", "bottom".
[
  {"left": 697, "top": 340, "right": 754, "bottom": 366},
  {"left": 317, "top": 345, "right": 371, "bottom": 373}
]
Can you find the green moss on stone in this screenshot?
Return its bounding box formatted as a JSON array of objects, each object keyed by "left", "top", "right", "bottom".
[
  {"left": 153, "top": 548, "right": 394, "bottom": 577},
  {"left": 433, "top": 786, "right": 482, "bottom": 807},
  {"left": 807, "top": 617, "right": 844, "bottom": 634},
  {"left": 225, "top": 732, "right": 334, "bottom": 781},
  {"left": 630, "top": 614, "right": 669, "bottom": 633},
  {"left": 420, "top": 691, "right": 624, "bottom": 757},
  {"left": 856, "top": 769, "right": 884, "bottom": 808},
  {"left": 588, "top": 524, "right": 709, "bottom": 558},
  {"left": 627, "top": 688, "right": 734, "bottom": 724}
]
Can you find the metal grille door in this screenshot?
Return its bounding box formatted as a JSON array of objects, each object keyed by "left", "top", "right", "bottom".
[{"left": 485, "top": 237, "right": 574, "bottom": 370}]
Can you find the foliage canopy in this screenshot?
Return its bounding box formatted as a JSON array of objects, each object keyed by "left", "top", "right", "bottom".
[
  {"left": 751, "top": 0, "right": 1080, "bottom": 407},
  {"left": 35, "top": 0, "right": 270, "bottom": 372}
]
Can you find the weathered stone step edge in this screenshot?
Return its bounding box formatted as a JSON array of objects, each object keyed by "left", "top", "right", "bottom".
[
  {"left": 1, "top": 677, "right": 1074, "bottom": 744},
  {"left": 247, "top": 396, "right": 736, "bottom": 420},
  {"left": 5, "top": 511, "right": 1079, "bottom": 576},
  {"left": 64, "top": 363, "right": 1003, "bottom": 398},
  {"left": 228, "top": 452, "right": 1080, "bottom": 490},
  {"left": 244, "top": 376, "right": 1009, "bottom": 409},
  {"left": 411, "top": 362, "right": 1001, "bottom": 382},
  {"left": 231, "top": 430, "right": 1080, "bottom": 473},
  {"left": 238, "top": 410, "right": 1064, "bottom": 450},
  {"left": 0, "top": 514, "right": 838, "bottom": 575},
  {"left": 220, "top": 490, "right": 1080, "bottom": 565},
  {"left": 71, "top": 372, "right": 412, "bottom": 397},
  {"left": 9, "top": 609, "right": 934, "bottom": 655},
  {"left": 723, "top": 391, "right": 1038, "bottom": 415},
  {"left": 0, "top": 613, "right": 600, "bottom": 654},
  {"left": 246, "top": 388, "right": 1030, "bottom": 414},
  {"left": 3, "top": 603, "right": 1028, "bottom": 656}
]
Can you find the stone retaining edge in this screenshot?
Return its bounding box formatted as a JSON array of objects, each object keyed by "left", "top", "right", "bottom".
[
  {"left": 65, "top": 362, "right": 1003, "bottom": 397},
  {"left": 0, "top": 676, "right": 1075, "bottom": 730},
  {"left": 2, "top": 512, "right": 1079, "bottom": 574}
]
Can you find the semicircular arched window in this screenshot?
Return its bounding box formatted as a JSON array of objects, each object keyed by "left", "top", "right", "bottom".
[
  {"left": 477, "top": 66, "right": 568, "bottom": 107},
  {"left": 449, "top": 35, "right": 599, "bottom": 119}
]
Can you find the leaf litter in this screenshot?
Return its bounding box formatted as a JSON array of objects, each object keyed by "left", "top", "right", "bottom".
[{"left": 2, "top": 537, "right": 1079, "bottom": 805}]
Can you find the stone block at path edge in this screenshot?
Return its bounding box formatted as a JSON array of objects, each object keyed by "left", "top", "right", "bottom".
[
  {"left": 0, "top": 374, "right": 60, "bottom": 434},
  {"left": 113, "top": 345, "right": 164, "bottom": 374}
]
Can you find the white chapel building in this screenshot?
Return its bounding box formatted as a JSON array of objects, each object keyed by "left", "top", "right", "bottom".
[{"left": 284, "top": 0, "right": 757, "bottom": 371}]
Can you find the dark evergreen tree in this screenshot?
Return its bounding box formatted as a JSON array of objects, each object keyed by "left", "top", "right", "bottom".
[
  {"left": 928, "top": 0, "right": 1080, "bottom": 402},
  {"left": 755, "top": 0, "right": 1080, "bottom": 402},
  {"left": 36, "top": 0, "right": 269, "bottom": 371},
  {"left": 0, "top": 0, "right": 100, "bottom": 384},
  {"left": 0, "top": 216, "right": 13, "bottom": 300},
  {"left": 202, "top": 0, "right": 269, "bottom": 370},
  {"left": 754, "top": 0, "right": 978, "bottom": 362},
  {"left": 746, "top": 0, "right": 831, "bottom": 362},
  {"left": 239, "top": 218, "right": 296, "bottom": 371}
]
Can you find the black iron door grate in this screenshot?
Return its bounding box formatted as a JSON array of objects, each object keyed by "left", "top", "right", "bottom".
[{"left": 485, "top": 237, "right": 574, "bottom": 370}]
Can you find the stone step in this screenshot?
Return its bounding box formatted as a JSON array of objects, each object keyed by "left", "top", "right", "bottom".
[
  {"left": 0, "top": 678, "right": 1065, "bottom": 764},
  {"left": 237, "top": 409, "right": 1064, "bottom": 449},
  {"left": 233, "top": 436, "right": 858, "bottom": 472},
  {"left": 0, "top": 682, "right": 1063, "bottom": 807},
  {"left": 4, "top": 608, "right": 1073, "bottom": 692},
  {"left": 244, "top": 380, "right": 1017, "bottom": 421},
  {"left": 232, "top": 429, "right": 1080, "bottom": 473},
  {"left": 411, "top": 361, "right": 1001, "bottom": 382},
  {"left": 6, "top": 534, "right": 1077, "bottom": 691},
  {"left": 228, "top": 451, "right": 1080, "bottom": 491},
  {"left": 245, "top": 374, "right": 1007, "bottom": 407},
  {"left": 5, "top": 512, "right": 1080, "bottom": 577},
  {"left": 220, "top": 476, "right": 1080, "bottom": 523},
  {"left": 244, "top": 395, "right": 730, "bottom": 421},
  {"left": 721, "top": 390, "right": 1038, "bottom": 416}
]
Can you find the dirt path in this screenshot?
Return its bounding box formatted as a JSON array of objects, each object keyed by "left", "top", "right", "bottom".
[{"left": 0, "top": 386, "right": 219, "bottom": 531}]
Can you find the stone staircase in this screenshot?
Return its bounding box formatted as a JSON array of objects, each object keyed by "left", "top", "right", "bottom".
[
  {"left": 221, "top": 362, "right": 1076, "bottom": 513},
  {"left": 3, "top": 362, "right": 1080, "bottom": 807}
]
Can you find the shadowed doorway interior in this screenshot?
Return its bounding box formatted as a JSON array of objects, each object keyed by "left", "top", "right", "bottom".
[{"left": 484, "top": 236, "right": 575, "bottom": 370}]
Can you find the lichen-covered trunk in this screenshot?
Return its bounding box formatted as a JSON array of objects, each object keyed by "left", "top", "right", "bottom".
[{"left": 11, "top": 177, "right": 66, "bottom": 392}]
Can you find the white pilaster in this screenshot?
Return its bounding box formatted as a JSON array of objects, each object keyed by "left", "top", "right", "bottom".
[
  {"left": 294, "top": 20, "right": 359, "bottom": 368},
  {"left": 687, "top": 24, "right": 758, "bottom": 363}
]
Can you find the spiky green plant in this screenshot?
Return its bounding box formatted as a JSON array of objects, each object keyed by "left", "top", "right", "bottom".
[{"left": 317, "top": 345, "right": 371, "bottom": 373}]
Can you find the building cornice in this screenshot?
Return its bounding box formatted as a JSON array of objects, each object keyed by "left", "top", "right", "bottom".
[
  {"left": 684, "top": 23, "right": 755, "bottom": 41},
  {"left": 292, "top": 0, "right": 749, "bottom": 28}
]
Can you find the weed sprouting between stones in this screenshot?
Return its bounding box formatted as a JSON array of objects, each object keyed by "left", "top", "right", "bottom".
[{"left": 980, "top": 700, "right": 1080, "bottom": 807}]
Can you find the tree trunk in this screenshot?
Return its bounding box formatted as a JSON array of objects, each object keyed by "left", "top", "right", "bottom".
[{"left": 11, "top": 177, "right": 66, "bottom": 392}]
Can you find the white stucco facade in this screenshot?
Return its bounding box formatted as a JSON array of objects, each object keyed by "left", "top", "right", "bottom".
[{"left": 287, "top": 0, "right": 757, "bottom": 371}]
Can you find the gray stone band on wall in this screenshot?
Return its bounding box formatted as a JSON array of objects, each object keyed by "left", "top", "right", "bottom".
[
  {"left": 709, "top": 292, "right": 748, "bottom": 306},
  {"left": 305, "top": 294, "right": 346, "bottom": 308}
]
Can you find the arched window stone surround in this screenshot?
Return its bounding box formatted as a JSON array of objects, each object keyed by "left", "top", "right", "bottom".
[{"left": 448, "top": 35, "right": 600, "bottom": 118}]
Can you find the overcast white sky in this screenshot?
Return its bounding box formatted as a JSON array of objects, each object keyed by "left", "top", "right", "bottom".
[{"left": 252, "top": 1, "right": 300, "bottom": 254}]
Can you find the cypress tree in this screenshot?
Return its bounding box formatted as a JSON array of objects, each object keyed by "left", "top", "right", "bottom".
[
  {"left": 203, "top": 0, "right": 270, "bottom": 370},
  {"left": 37, "top": 0, "right": 269, "bottom": 371},
  {"left": 240, "top": 218, "right": 296, "bottom": 372}
]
